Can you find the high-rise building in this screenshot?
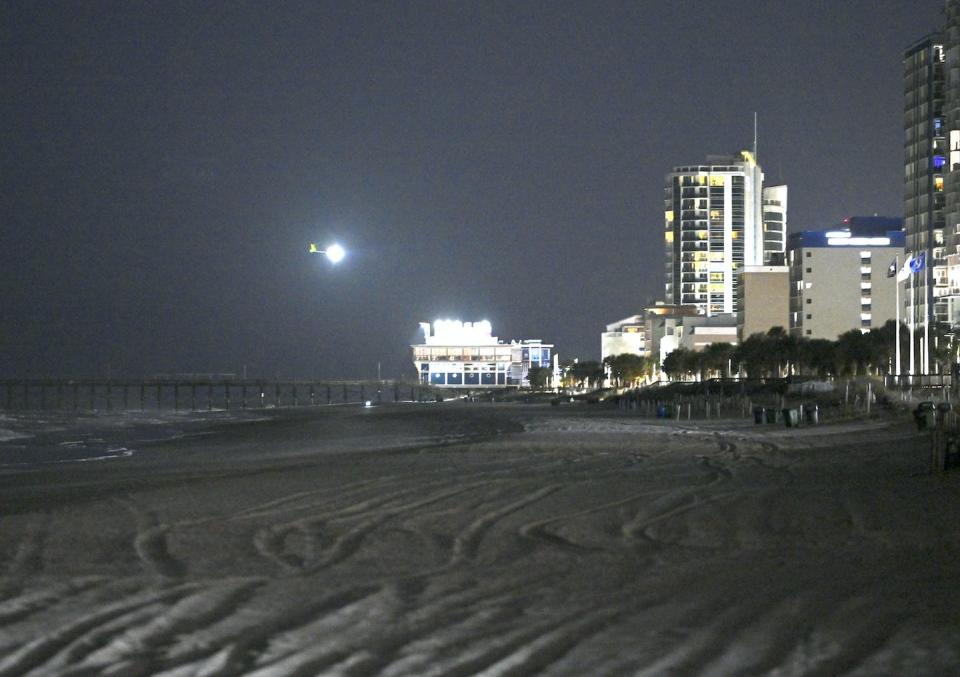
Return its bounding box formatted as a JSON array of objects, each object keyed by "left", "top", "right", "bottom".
[
  {"left": 904, "top": 35, "right": 947, "bottom": 331},
  {"left": 664, "top": 151, "right": 786, "bottom": 316},
  {"left": 941, "top": 1, "right": 960, "bottom": 325}
]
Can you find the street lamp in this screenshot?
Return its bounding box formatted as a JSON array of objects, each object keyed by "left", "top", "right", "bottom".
[{"left": 309, "top": 242, "right": 345, "bottom": 264}]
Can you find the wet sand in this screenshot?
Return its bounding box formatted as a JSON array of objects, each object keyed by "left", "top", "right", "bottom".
[{"left": 1, "top": 403, "right": 958, "bottom": 675}]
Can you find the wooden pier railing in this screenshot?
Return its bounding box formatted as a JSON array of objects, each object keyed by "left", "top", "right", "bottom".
[{"left": 0, "top": 379, "right": 437, "bottom": 412}]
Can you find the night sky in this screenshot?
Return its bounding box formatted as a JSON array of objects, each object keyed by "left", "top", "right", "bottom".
[{"left": 0, "top": 1, "right": 946, "bottom": 380}]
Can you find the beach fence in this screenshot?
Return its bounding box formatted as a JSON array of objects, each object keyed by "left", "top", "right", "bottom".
[
  {"left": 615, "top": 377, "right": 896, "bottom": 424},
  {"left": 0, "top": 378, "right": 436, "bottom": 412}
]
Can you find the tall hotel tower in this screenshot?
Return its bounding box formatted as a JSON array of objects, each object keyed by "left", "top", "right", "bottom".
[
  {"left": 904, "top": 35, "right": 947, "bottom": 328},
  {"left": 664, "top": 151, "right": 787, "bottom": 316}
]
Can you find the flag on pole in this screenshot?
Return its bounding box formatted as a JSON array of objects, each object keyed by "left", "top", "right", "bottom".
[
  {"left": 910, "top": 251, "right": 926, "bottom": 273},
  {"left": 896, "top": 255, "right": 913, "bottom": 282}
]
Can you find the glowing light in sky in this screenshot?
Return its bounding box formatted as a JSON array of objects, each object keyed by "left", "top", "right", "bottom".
[{"left": 309, "top": 242, "right": 346, "bottom": 263}]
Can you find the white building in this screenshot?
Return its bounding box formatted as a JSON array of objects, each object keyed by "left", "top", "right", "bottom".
[
  {"left": 411, "top": 320, "right": 556, "bottom": 388},
  {"left": 678, "top": 314, "right": 739, "bottom": 351},
  {"left": 787, "top": 225, "right": 905, "bottom": 339},
  {"left": 601, "top": 315, "right": 647, "bottom": 362},
  {"left": 664, "top": 150, "right": 787, "bottom": 316}
]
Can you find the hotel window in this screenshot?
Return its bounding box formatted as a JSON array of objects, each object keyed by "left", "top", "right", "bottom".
[
  {"left": 806, "top": 267, "right": 812, "bottom": 273},
  {"left": 806, "top": 298, "right": 812, "bottom": 304},
  {"left": 806, "top": 313, "right": 812, "bottom": 320},
  {"left": 805, "top": 251, "right": 811, "bottom": 258}
]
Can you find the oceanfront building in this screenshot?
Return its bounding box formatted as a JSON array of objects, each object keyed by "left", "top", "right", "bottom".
[
  {"left": 600, "top": 315, "right": 647, "bottom": 362},
  {"left": 411, "top": 320, "right": 556, "bottom": 388},
  {"left": 787, "top": 222, "right": 905, "bottom": 339},
  {"left": 904, "top": 34, "right": 947, "bottom": 328},
  {"left": 737, "top": 264, "right": 790, "bottom": 340},
  {"left": 664, "top": 151, "right": 787, "bottom": 316}
]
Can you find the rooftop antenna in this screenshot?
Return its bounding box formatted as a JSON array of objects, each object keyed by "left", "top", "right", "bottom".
[{"left": 753, "top": 111, "right": 758, "bottom": 162}]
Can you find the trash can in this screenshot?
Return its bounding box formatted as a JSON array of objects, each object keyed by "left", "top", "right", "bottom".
[
  {"left": 753, "top": 406, "right": 765, "bottom": 424},
  {"left": 656, "top": 404, "right": 667, "bottom": 418},
  {"left": 782, "top": 408, "right": 799, "bottom": 427},
  {"left": 914, "top": 401, "right": 935, "bottom": 430},
  {"left": 804, "top": 404, "right": 819, "bottom": 425},
  {"left": 765, "top": 408, "right": 777, "bottom": 424}
]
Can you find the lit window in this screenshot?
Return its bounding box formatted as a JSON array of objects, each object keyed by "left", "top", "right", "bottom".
[{"left": 936, "top": 177, "right": 944, "bottom": 191}]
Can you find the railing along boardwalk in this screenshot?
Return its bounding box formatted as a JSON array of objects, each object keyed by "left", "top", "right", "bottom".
[{"left": 0, "top": 379, "right": 436, "bottom": 412}]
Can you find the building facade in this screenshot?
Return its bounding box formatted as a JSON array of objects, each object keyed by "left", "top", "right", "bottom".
[
  {"left": 411, "top": 320, "right": 555, "bottom": 388},
  {"left": 787, "top": 227, "right": 905, "bottom": 340},
  {"left": 941, "top": 1, "right": 960, "bottom": 327},
  {"left": 737, "top": 265, "right": 790, "bottom": 340},
  {"left": 601, "top": 315, "right": 647, "bottom": 362},
  {"left": 904, "top": 35, "right": 947, "bottom": 329},
  {"left": 664, "top": 151, "right": 786, "bottom": 317}
]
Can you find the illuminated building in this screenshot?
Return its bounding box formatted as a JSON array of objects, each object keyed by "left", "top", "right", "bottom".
[
  {"left": 787, "top": 222, "right": 905, "bottom": 339},
  {"left": 601, "top": 315, "right": 647, "bottom": 362},
  {"left": 664, "top": 151, "right": 787, "bottom": 316},
  {"left": 904, "top": 35, "right": 947, "bottom": 329},
  {"left": 411, "top": 320, "right": 556, "bottom": 388},
  {"left": 937, "top": 1, "right": 960, "bottom": 330}
]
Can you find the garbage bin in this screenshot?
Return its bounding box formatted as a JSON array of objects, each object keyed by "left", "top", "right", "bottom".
[
  {"left": 915, "top": 401, "right": 935, "bottom": 430},
  {"left": 753, "top": 406, "right": 765, "bottom": 424},
  {"left": 804, "top": 404, "right": 819, "bottom": 425},
  {"left": 764, "top": 408, "right": 777, "bottom": 424},
  {"left": 656, "top": 404, "right": 667, "bottom": 418},
  {"left": 782, "top": 408, "right": 799, "bottom": 427}
]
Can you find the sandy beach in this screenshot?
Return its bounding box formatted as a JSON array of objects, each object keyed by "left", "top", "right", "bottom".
[{"left": 1, "top": 402, "right": 958, "bottom": 675}]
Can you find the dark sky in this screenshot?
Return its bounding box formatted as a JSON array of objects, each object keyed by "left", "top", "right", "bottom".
[{"left": 0, "top": 0, "right": 946, "bottom": 380}]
